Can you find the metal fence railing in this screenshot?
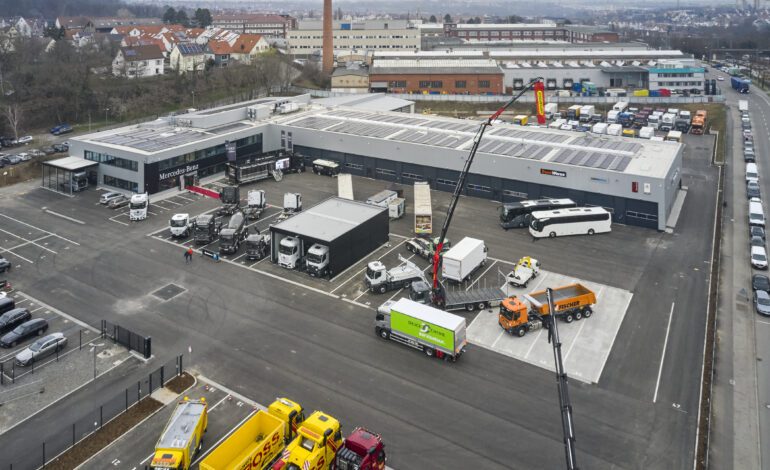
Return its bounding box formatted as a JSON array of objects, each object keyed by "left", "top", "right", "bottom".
[
  {"left": 0, "top": 355, "right": 183, "bottom": 470},
  {"left": 101, "top": 320, "right": 152, "bottom": 359},
  {"left": 0, "top": 329, "right": 89, "bottom": 385}
]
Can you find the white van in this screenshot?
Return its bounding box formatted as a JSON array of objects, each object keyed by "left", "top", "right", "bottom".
[
  {"left": 746, "top": 163, "right": 759, "bottom": 183},
  {"left": 750, "top": 198, "right": 765, "bottom": 227}
]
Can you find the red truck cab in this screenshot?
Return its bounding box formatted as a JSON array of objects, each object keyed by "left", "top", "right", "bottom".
[{"left": 335, "top": 427, "right": 386, "bottom": 470}]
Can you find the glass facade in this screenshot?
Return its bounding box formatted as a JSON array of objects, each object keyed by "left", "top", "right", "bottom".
[
  {"left": 103, "top": 175, "right": 138, "bottom": 192},
  {"left": 85, "top": 151, "right": 138, "bottom": 171}
]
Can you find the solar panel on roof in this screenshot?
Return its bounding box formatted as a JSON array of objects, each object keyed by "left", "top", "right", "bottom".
[{"left": 598, "top": 155, "right": 613, "bottom": 169}]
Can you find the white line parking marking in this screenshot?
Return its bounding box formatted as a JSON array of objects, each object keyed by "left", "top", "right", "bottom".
[
  {"left": 1, "top": 234, "right": 56, "bottom": 254},
  {"left": 44, "top": 209, "right": 86, "bottom": 225},
  {"left": 466, "top": 260, "right": 497, "bottom": 290},
  {"left": 653, "top": 302, "right": 675, "bottom": 403},
  {"left": 0, "top": 213, "right": 80, "bottom": 246}
]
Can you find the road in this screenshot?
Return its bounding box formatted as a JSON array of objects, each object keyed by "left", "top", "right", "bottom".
[
  {"left": 709, "top": 69, "right": 770, "bottom": 469},
  {"left": 0, "top": 115, "right": 716, "bottom": 468}
]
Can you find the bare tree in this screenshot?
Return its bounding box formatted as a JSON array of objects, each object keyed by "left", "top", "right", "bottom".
[{"left": 4, "top": 103, "right": 22, "bottom": 140}]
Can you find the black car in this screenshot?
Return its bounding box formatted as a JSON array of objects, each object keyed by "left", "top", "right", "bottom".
[
  {"left": 52, "top": 143, "right": 68, "bottom": 153},
  {"left": 752, "top": 225, "right": 766, "bottom": 241},
  {"left": 0, "top": 318, "right": 48, "bottom": 347},
  {"left": 0, "top": 256, "right": 10, "bottom": 273},
  {"left": 745, "top": 149, "right": 756, "bottom": 163},
  {"left": 0, "top": 308, "right": 31, "bottom": 334},
  {"left": 747, "top": 181, "right": 761, "bottom": 199},
  {"left": 753, "top": 274, "right": 770, "bottom": 293}
]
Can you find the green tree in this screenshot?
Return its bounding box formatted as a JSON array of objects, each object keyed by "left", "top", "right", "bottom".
[
  {"left": 443, "top": 14, "right": 452, "bottom": 23},
  {"left": 175, "top": 10, "right": 189, "bottom": 27},
  {"left": 429, "top": 15, "right": 437, "bottom": 23},
  {"left": 162, "top": 7, "right": 176, "bottom": 24},
  {"left": 194, "top": 8, "right": 213, "bottom": 27},
  {"left": 506, "top": 15, "right": 523, "bottom": 23}
]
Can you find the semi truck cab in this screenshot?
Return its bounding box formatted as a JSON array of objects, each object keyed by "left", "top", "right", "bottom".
[
  {"left": 279, "top": 236, "right": 301, "bottom": 269},
  {"left": 193, "top": 215, "right": 220, "bottom": 244},
  {"left": 129, "top": 193, "right": 149, "bottom": 221},
  {"left": 335, "top": 427, "right": 387, "bottom": 470},
  {"left": 169, "top": 213, "right": 192, "bottom": 238},
  {"left": 305, "top": 244, "right": 330, "bottom": 277}
]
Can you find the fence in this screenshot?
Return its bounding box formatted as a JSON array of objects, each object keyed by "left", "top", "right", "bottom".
[
  {"left": 0, "top": 329, "right": 89, "bottom": 385},
  {"left": 101, "top": 320, "right": 152, "bottom": 359},
  {"left": 0, "top": 355, "right": 183, "bottom": 470}
]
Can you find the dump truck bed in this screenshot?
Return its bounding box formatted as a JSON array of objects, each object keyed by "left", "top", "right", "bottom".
[
  {"left": 199, "top": 410, "right": 284, "bottom": 470},
  {"left": 525, "top": 283, "right": 595, "bottom": 314},
  {"left": 444, "top": 287, "right": 507, "bottom": 309}
]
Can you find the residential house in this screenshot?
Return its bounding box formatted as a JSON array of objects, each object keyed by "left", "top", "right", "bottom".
[
  {"left": 112, "top": 44, "right": 165, "bottom": 78},
  {"left": 55, "top": 16, "right": 94, "bottom": 32},
  {"left": 169, "top": 43, "right": 207, "bottom": 74},
  {"left": 92, "top": 17, "right": 162, "bottom": 33},
  {"left": 228, "top": 34, "right": 269, "bottom": 64}
]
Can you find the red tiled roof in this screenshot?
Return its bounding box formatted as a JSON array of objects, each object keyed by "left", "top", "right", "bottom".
[
  {"left": 230, "top": 34, "right": 264, "bottom": 54},
  {"left": 120, "top": 44, "right": 164, "bottom": 61}
]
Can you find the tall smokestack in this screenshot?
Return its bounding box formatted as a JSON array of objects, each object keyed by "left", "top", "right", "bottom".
[{"left": 322, "top": 0, "right": 333, "bottom": 74}]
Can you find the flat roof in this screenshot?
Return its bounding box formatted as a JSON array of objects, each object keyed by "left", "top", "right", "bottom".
[
  {"left": 272, "top": 197, "right": 386, "bottom": 242},
  {"left": 42, "top": 156, "right": 98, "bottom": 171},
  {"left": 277, "top": 107, "right": 679, "bottom": 179},
  {"left": 371, "top": 59, "right": 502, "bottom": 75},
  {"left": 314, "top": 94, "right": 414, "bottom": 112}
]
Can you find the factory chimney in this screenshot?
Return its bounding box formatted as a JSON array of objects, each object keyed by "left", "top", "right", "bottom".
[{"left": 322, "top": 0, "right": 333, "bottom": 74}]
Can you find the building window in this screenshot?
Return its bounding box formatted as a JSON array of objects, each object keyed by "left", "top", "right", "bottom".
[
  {"left": 346, "top": 162, "right": 363, "bottom": 170},
  {"left": 103, "top": 175, "right": 138, "bottom": 192},
  {"left": 503, "top": 189, "right": 527, "bottom": 198},
  {"left": 376, "top": 168, "right": 396, "bottom": 176},
  {"left": 455, "top": 80, "right": 467, "bottom": 88},
  {"left": 402, "top": 172, "right": 424, "bottom": 180},
  {"left": 436, "top": 178, "right": 458, "bottom": 186},
  {"left": 467, "top": 183, "right": 491, "bottom": 192},
  {"left": 431, "top": 81, "right": 443, "bottom": 88},
  {"left": 389, "top": 80, "right": 406, "bottom": 88},
  {"left": 626, "top": 210, "right": 657, "bottom": 221},
  {"left": 479, "top": 80, "right": 490, "bottom": 88},
  {"left": 84, "top": 150, "right": 138, "bottom": 171},
  {"left": 419, "top": 80, "right": 431, "bottom": 88}
]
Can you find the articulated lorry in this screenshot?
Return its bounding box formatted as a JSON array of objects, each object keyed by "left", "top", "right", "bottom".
[
  {"left": 376, "top": 298, "right": 467, "bottom": 360},
  {"left": 219, "top": 211, "right": 247, "bottom": 254},
  {"left": 413, "top": 182, "right": 432, "bottom": 235},
  {"left": 498, "top": 283, "right": 597, "bottom": 337},
  {"left": 200, "top": 397, "right": 304, "bottom": 470},
  {"left": 193, "top": 214, "right": 222, "bottom": 245},
  {"left": 219, "top": 186, "right": 241, "bottom": 216},
  {"left": 365, "top": 255, "right": 423, "bottom": 294},
  {"left": 149, "top": 397, "right": 208, "bottom": 470},
  {"left": 129, "top": 193, "right": 150, "bottom": 221}
]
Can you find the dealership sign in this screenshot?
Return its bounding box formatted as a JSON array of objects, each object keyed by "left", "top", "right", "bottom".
[
  {"left": 159, "top": 164, "right": 199, "bottom": 180},
  {"left": 540, "top": 168, "right": 567, "bottom": 178}
]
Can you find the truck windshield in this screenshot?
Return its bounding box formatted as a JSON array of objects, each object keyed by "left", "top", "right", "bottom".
[
  {"left": 279, "top": 244, "right": 296, "bottom": 255},
  {"left": 170, "top": 219, "right": 187, "bottom": 227},
  {"left": 366, "top": 267, "right": 379, "bottom": 278},
  {"left": 499, "top": 304, "right": 517, "bottom": 321},
  {"left": 220, "top": 234, "right": 233, "bottom": 242},
  {"left": 195, "top": 225, "right": 209, "bottom": 234},
  {"left": 129, "top": 202, "right": 147, "bottom": 209},
  {"left": 307, "top": 253, "right": 324, "bottom": 263},
  {"left": 300, "top": 437, "right": 315, "bottom": 452}
]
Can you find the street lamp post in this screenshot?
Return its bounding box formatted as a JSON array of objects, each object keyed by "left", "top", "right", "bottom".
[
  {"left": 104, "top": 108, "right": 110, "bottom": 125},
  {"left": 192, "top": 90, "right": 196, "bottom": 108}
]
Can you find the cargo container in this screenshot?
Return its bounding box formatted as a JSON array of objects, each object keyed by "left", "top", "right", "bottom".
[
  {"left": 591, "top": 122, "right": 608, "bottom": 134},
  {"left": 375, "top": 298, "right": 467, "bottom": 360},
  {"left": 607, "top": 123, "right": 623, "bottom": 136},
  {"left": 633, "top": 89, "right": 650, "bottom": 97},
  {"left": 513, "top": 115, "right": 529, "bottom": 126},
  {"left": 639, "top": 126, "right": 656, "bottom": 139},
  {"left": 414, "top": 182, "right": 432, "bottom": 235},
  {"left": 441, "top": 237, "right": 487, "bottom": 283}
]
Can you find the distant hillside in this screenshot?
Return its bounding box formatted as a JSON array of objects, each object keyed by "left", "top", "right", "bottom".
[{"left": 0, "top": 0, "right": 126, "bottom": 18}]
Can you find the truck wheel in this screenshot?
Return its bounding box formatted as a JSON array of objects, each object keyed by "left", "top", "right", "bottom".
[
  {"left": 465, "top": 303, "right": 476, "bottom": 312},
  {"left": 583, "top": 307, "right": 593, "bottom": 318},
  {"left": 565, "top": 313, "right": 574, "bottom": 323},
  {"left": 378, "top": 328, "right": 390, "bottom": 339},
  {"left": 378, "top": 285, "right": 387, "bottom": 294},
  {"left": 478, "top": 302, "right": 486, "bottom": 310},
  {"left": 574, "top": 311, "right": 583, "bottom": 321},
  {"left": 424, "top": 347, "right": 434, "bottom": 357},
  {"left": 403, "top": 280, "right": 411, "bottom": 289},
  {"left": 515, "top": 327, "right": 526, "bottom": 337},
  {"left": 407, "top": 245, "right": 414, "bottom": 253}
]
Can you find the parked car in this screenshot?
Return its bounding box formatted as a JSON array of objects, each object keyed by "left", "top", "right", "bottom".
[
  {"left": 717, "top": 76, "right": 725, "bottom": 81},
  {"left": 53, "top": 124, "right": 72, "bottom": 136},
  {"left": 4, "top": 155, "right": 22, "bottom": 165},
  {"left": 100, "top": 191, "right": 123, "bottom": 205},
  {"left": 108, "top": 195, "right": 130, "bottom": 209},
  {"left": 15, "top": 136, "right": 33, "bottom": 145},
  {"left": 753, "top": 274, "right": 770, "bottom": 293},
  {"left": 0, "top": 318, "right": 49, "bottom": 347},
  {"left": 0, "top": 308, "right": 31, "bottom": 334},
  {"left": 751, "top": 235, "right": 766, "bottom": 249},
  {"left": 0, "top": 256, "right": 10, "bottom": 273},
  {"left": 16, "top": 152, "right": 31, "bottom": 162},
  {"left": 752, "top": 225, "right": 766, "bottom": 241},
  {"left": 755, "top": 290, "right": 770, "bottom": 316},
  {"left": 752, "top": 246, "right": 769, "bottom": 270},
  {"left": 28, "top": 149, "right": 45, "bottom": 158},
  {"left": 52, "top": 143, "right": 68, "bottom": 153},
  {"left": 15, "top": 332, "right": 67, "bottom": 366},
  {"left": 41, "top": 146, "right": 56, "bottom": 155},
  {"left": 745, "top": 149, "right": 756, "bottom": 162},
  {"left": 748, "top": 181, "right": 762, "bottom": 199}
]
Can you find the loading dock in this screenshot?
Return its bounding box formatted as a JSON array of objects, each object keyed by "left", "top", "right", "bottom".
[{"left": 269, "top": 197, "right": 389, "bottom": 276}]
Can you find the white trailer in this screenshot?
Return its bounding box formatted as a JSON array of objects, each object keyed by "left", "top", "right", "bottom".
[
  {"left": 337, "top": 173, "right": 354, "bottom": 200},
  {"left": 591, "top": 122, "right": 608, "bottom": 134},
  {"left": 414, "top": 182, "right": 432, "bottom": 235},
  {"left": 639, "top": 126, "right": 656, "bottom": 139},
  {"left": 441, "top": 237, "right": 487, "bottom": 283},
  {"left": 607, "top": 124, "right": 623, "bottom": 136},
  {"left": 739, "top": 100, "right": 749, "bottom": 112},
  {"left": 612, "top": 101, "right": 629, "bottom": 113}
]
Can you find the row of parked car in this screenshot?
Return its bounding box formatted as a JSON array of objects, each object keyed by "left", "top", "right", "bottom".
[
  {"left": 0, "top": 142, "right": 69, "bottom": 168},
  {"left": 0, "top": 296, "right": 66, "bottom": 367}
]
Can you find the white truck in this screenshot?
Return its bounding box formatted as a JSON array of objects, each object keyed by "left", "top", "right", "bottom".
[
  {"left": 579, "top": 105, "right": 595, "bottom": 122},
  {"left": 441, "top": 237, "right": 487, "bottom": 283},
  {"left": 639, "top": 126, "right": 656, "bottom": 139},
  {"left": 129, "top": 193, "right": 149, "bottom": 221},
  {"left": 277, "top": 193, "right": 302, "bottom": 222},
  {"left": 739, "top": 100, "right": 749, "bottom": 112},
  {"left": 169, "top": 213, "right": 193, "bottom": 238},
  {"left": 506, "top": 257, "right": 540, "bottom": 288},
  {"left": 305, "top": 243, "right": 330, "bottom": 277},
  {"left": 607, "top": 110, "right": 620, "bottom": 123},
  {"left": 659, "top": 113, "right": 676, "bottom": 132},
  {"left": 365, "top": 255, "right": 424, "bottom": 294},
  {"left": 613, "top": 101, "right": 629, "bottom": 113},
  {"left": 243, "top": 190, "right": 266, "bottom": 220},
  {"left": 367, "top": 190, "right": 405, "bottom": 219},
  {"left": 278, "top": 236, "right": 301, "bottom": 269},
  {"left": 544, "top": 103, "right": 558, "bottom": 120}
]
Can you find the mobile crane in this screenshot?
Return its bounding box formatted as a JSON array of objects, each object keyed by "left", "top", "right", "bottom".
[{"left": 427, "top": 78, "right": 579, "bottom": 469}]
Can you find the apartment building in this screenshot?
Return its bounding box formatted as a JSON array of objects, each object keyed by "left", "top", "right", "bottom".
[{"left": 287, "top": 20, "right": 420, "bottom": 57}]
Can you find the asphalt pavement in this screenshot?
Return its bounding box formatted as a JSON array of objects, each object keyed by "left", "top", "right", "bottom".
[{"left": 0, "top": 113, "right": 718, "bottom": 469}]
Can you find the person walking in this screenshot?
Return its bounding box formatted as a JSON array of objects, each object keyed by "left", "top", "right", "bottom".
[{"left": 184, "top": 247, "right": 193, "bottom": 264}]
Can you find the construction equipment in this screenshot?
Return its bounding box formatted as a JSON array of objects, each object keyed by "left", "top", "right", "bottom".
[
  {"left": 335, "top": 427, "right": 387, "bottom": 470},
  {"left": 498, "top": 283, "right": 597, "bottom": 337},
  {"left": 200, "top": 397, "right": 305, "bottom": 470},
  {"left": 506, "top": 256, "right": 540, "bottom": 288},
  {"left": 271, "top": 411, "right": 343, "bottom": 470},
  {"left": 365, "top": 255, "right": 423, "bottom": 294},
  {"left": 149, "top": 397, "right": 208, "bottom": 470},
  {"left": 243, "top": 189, "right": 267, "bottom": 220},
  {"left": 430, "top": 78, "right": 542, "bottom": 306},
  {"left": 219, "top": 211, "right": 247, "bottom": 254},
  {"left": 218, "top": 186, "right": 241, "bottom": 216},
  {"left": 375, "top": 298, "right": 467, "bottom": 361}
]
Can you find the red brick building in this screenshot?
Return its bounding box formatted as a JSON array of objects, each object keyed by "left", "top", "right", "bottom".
[
  {"left": 442, "top": 23, "right": 619, "bottom": 44},
  {"left": 369, "top": 59, "right": 504, "bottom": 95}
]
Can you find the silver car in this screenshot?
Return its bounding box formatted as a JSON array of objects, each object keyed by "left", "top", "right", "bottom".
[
  {"left": 755, "top": 290, "right": 770, "bottom": 316},
  {"left": 15, "top": 332, "right": 67, "bottom": 367},
  {"left": 100, "top": 191, "right": 123, "bottom": 205}
]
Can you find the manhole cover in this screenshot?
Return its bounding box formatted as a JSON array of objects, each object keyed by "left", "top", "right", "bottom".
[{"left": 152, "top": 284, "right": 186, "bottom": 301}]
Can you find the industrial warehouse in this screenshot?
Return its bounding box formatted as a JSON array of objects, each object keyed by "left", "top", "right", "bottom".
[{"left": 69, "top": 95, "right": 682, "bottom": 230}]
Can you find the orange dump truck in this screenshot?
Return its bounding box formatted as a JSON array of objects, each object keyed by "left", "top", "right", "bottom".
[
  {"left": 498, "top": 283, "right": 597, "bottom": 337},
  {"left": 690, "top": 110, "right": 707, "bottom": 135}
]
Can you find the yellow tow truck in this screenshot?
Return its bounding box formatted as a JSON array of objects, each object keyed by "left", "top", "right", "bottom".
[{"left": 271, "top": 411, "right": 343, "bottom": 470}]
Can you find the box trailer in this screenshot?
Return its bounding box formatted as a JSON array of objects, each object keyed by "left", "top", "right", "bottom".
[
  {"left": 739, "top": 100, "right": 749, "bottom": 112},
  {"left": 607, "top": 124, "right": 623, "bottom": 136},
  {"left": 375, "top": 298, "right": 467, "bottom": 361},
  {"left": 639, "top": 126, "right": 656, "bottom": 139},
  {"left": 441, "top": 237, "right": 487, "bottom": 283},
  {"left": 591, "top": 122, "right": 608, "bottom": 134},
  {"left": 414, "top": 182, "right": 432, "bottom": 235}
]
